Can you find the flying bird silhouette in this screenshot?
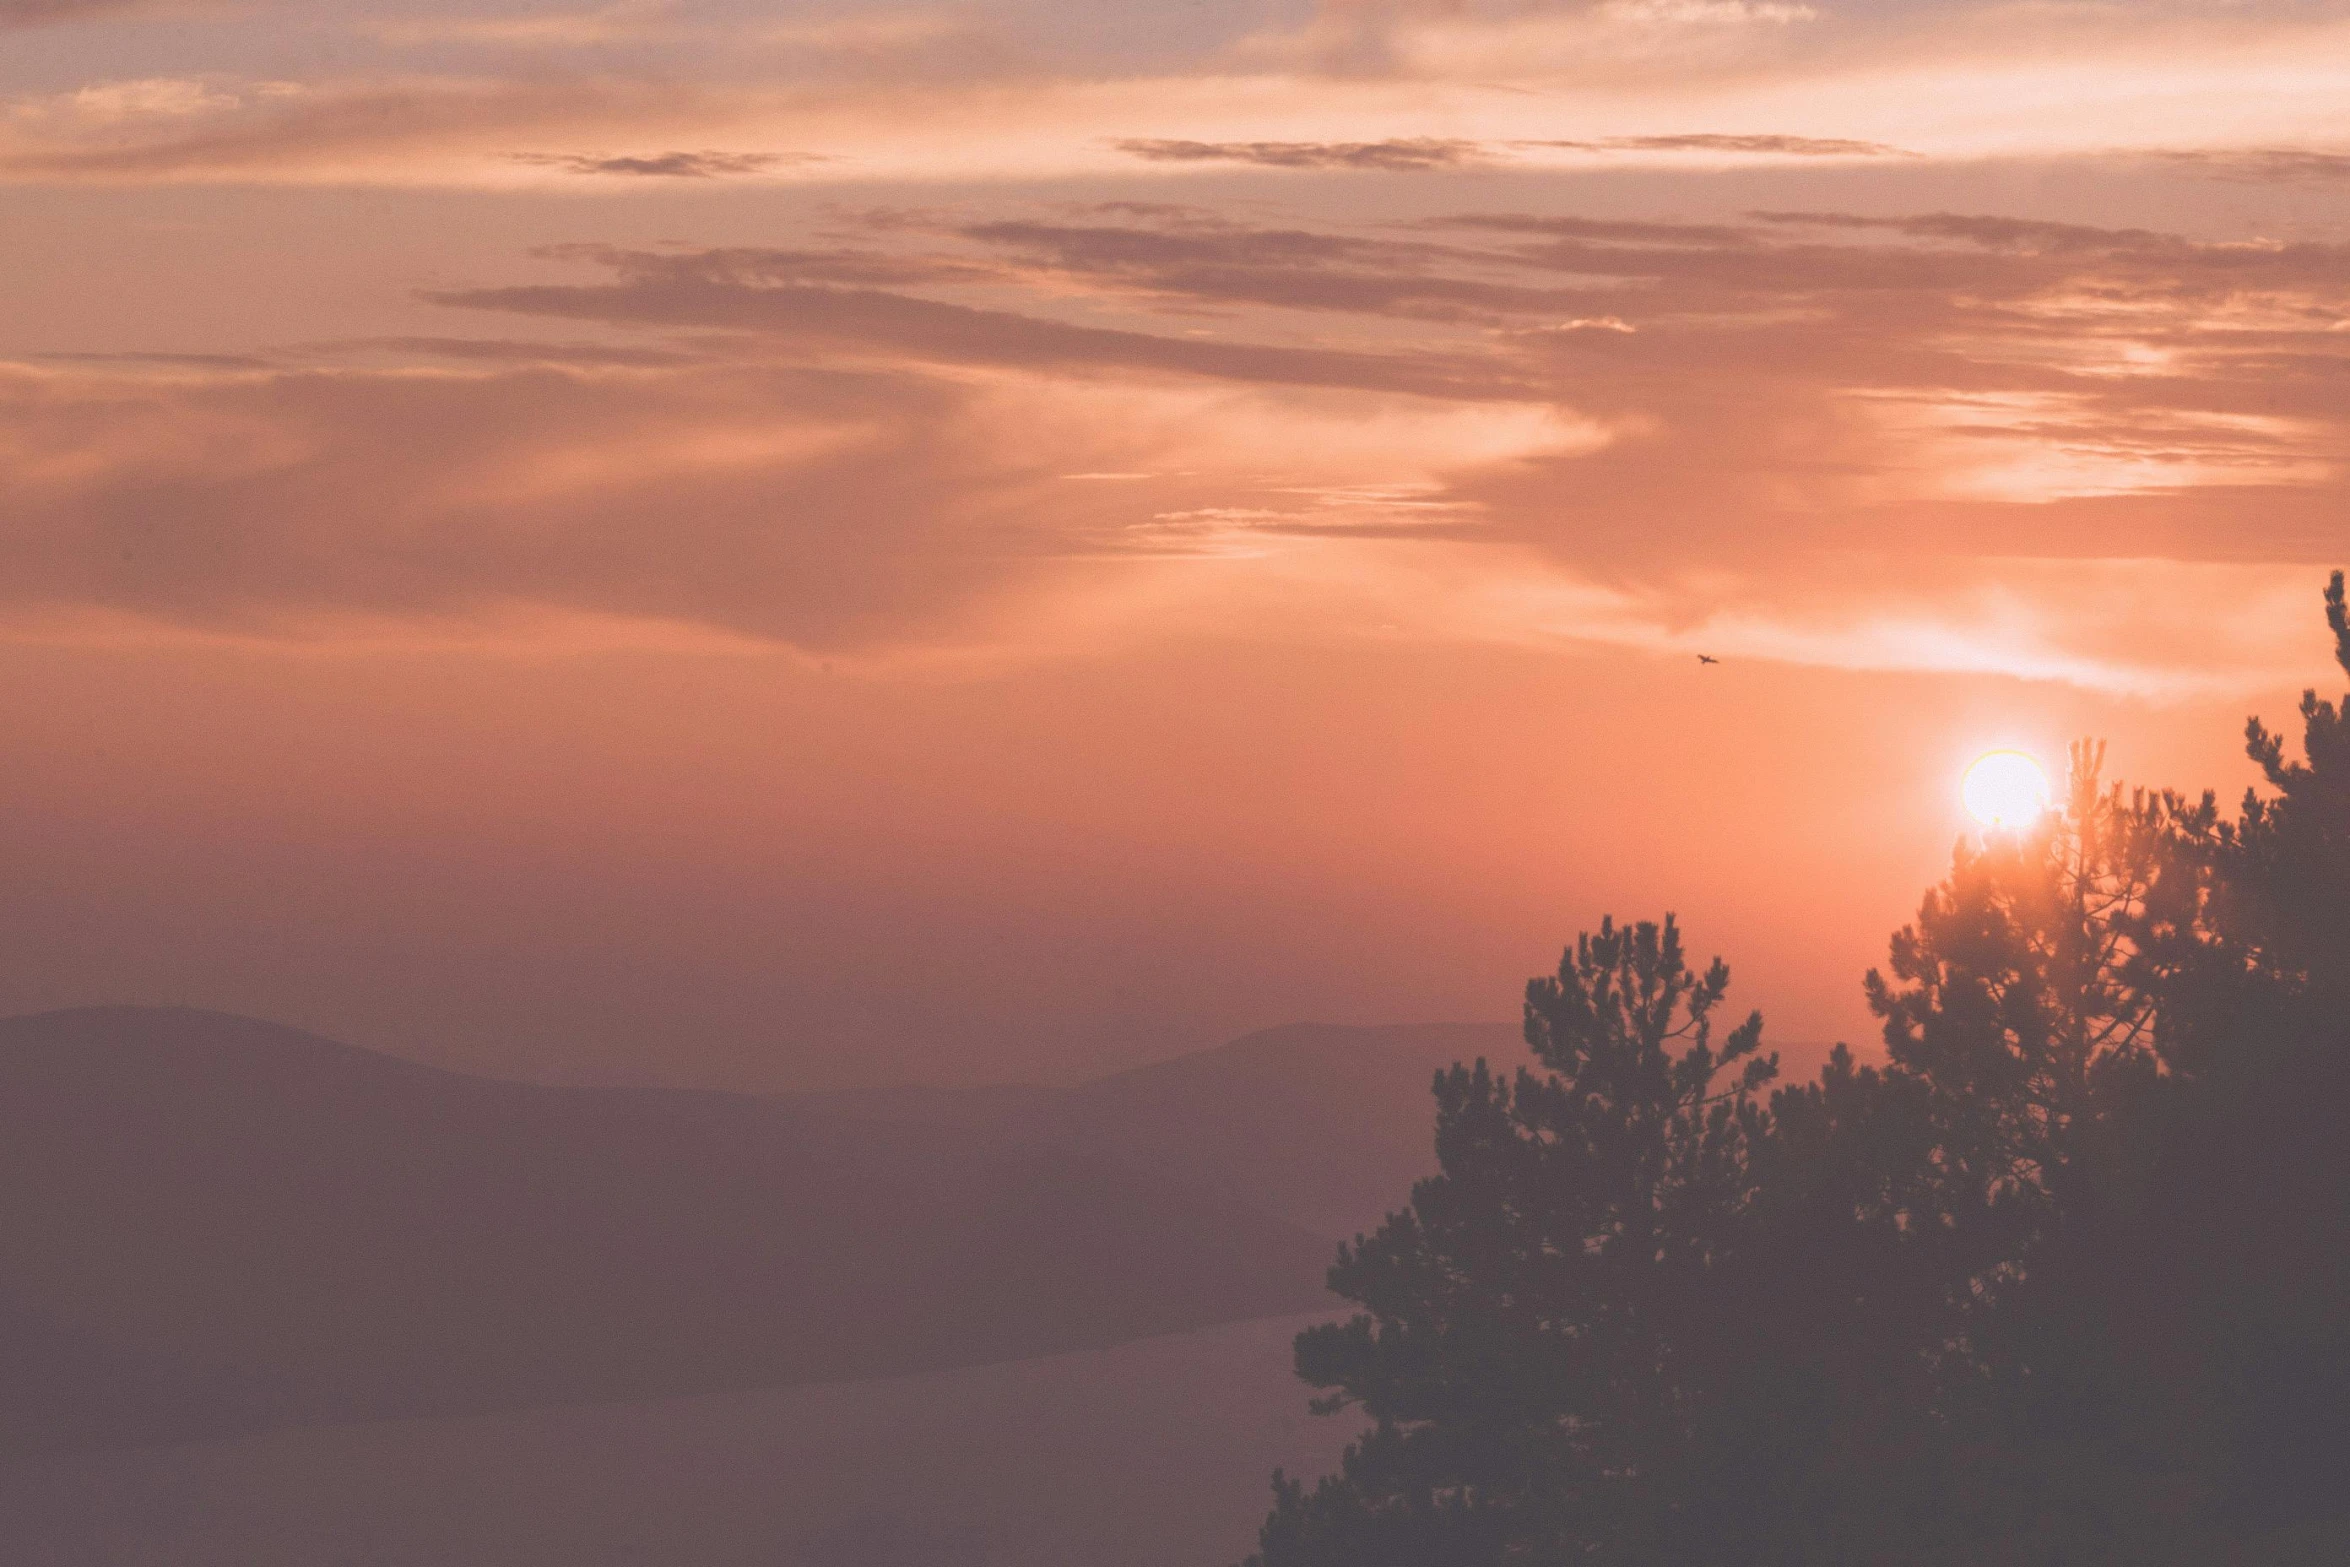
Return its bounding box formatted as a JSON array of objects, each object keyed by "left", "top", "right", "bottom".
[{"left": 1696, "top": 654, "right": 1720, "bottom": 665}]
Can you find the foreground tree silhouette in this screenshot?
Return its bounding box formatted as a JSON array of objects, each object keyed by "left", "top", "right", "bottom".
[
  {"left": 1250, "top": 916, "right": 1775, "bottom": 1565},
  {"left": 2110, "top": 569, "right": 2350, "bottom": 1524},
  {"left": 1850, "top": 742, "right": 2216, "bottom": 1549},
  {"left": 1253, "top": 574, "right": 2350, "bottom": 1563},
  {"left": 2224, "top": 569, "right": 2350, "bottom": 1002}
]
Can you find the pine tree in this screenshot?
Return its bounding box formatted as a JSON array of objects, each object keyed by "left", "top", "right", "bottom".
[
  {"left": 2231, "top": 569, "right": 2350, "bottom": 999},
  {"left": 1249, "top": 916, "right": 1774, "bottom": 1566}
]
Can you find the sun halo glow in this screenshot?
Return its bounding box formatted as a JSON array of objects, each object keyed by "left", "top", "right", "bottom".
[{"left": 1962, "top": 749, "right": 2052, "bottom": 831}]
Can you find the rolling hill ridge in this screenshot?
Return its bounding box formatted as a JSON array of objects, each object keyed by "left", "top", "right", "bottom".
[{"left": 0, "top": 1007, "right": 1353, "bottom": 1454}]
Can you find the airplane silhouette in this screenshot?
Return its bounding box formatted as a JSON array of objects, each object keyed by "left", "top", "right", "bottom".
[{"left": 1697, "top": 654, "right": 1720, "bottom": 665}]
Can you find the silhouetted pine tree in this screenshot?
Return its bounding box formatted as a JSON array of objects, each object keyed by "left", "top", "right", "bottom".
[
  {"left": 2108, "top": 568, "right": 2350, "bottom": 1525},
  {"left": 2229, "top": 569, "right": 2350, "bottom": 1000},
  {"left": 1854, "top": 742, "right": 2215, "bottom": 1551},
  {"left": 1249, "top": 916, "right": 1775, "bottom": 1566}
]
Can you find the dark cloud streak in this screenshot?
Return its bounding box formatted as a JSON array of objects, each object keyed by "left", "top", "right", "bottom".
[
  {"left": 1520, "top": 134, "right": 1911, "bottom": 157},
  {"left": 1113, "top": 138, "right": 1484, "bottom": 171},
  {"left": 424, "top": 248, "right": 1532, "bottom": 400},
  {"left": 509, "top": 151, "right": 817, "bottom": 178},
  {"left": 956, "top": 219, "right": 1590, "bottom": 322},
  {"left": 2153, "top": 147, "right": 2350, "bottom": 183},
  {"left": 1110, "top": 135, "right": 1909, "bottom": 173}
]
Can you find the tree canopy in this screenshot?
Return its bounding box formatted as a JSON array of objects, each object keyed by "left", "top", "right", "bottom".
[{"left": 1250, "top": 573, "right": 2350, "bottom": 1566}]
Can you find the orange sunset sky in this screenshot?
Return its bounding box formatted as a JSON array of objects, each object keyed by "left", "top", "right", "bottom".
[{"left": 2, "top": 0, "right": 2345, "bottom": 1089}]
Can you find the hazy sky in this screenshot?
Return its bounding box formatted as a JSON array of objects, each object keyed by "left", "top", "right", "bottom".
[{"left": 3, "top": 0, "right": 2346, "bottom": 1088}]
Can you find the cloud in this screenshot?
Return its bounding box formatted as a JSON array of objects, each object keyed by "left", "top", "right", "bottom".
[
  {"left": 360, "top": 5, "right": 665, "bottom": 48},
  {"left": 289, "top": 337, "right": 701, "bottom": 369},
  {"left": 362, "top": 4, "right": 979, "bottom": 57},
  {"left": 1749, "top": 210, "right": 2185, "bottom": 255},
  {"left": 1242, "top": 0, "right": 1826, "bottom": 80},
  {"left": 507, "top": 150, "right": 817, "bottom": 178},
  {"left": 340, "top": 208, "right": 2350, "bottom": 603},
  {"left": 1109, "top": 134, "right": 1904, "bottom": 174},
  {"left": 1519, "top": 133, "right": 1908, "bottom": 157},
  {"left": 927, "top": 203, "right": 2350, "bottom": 581},
  {"left": 14, "top": 7, "right": 2350, "bottom": 189},
  {"left": 0, "top": 341, "right": 1594, "bottom": 662},
  {"left": 30, "top": 350, "right": 274, "bottom": 370},
  {"left": 0, "top": 0, "right": 155, "bottom": 27},
  {"left": 1, "top": 78, "right": 670, "bottom": 180},
  {"left": 1431, "top": 213, "right": 1757, "bottom": 247},
  {"left": 1112, "top": 138, "right": 1484, "bottom": 171},
  {"left": 953, "top": 218, "right": 1586, "bottom": 321},
  {"left": 8, "top": 192, "right": 2350, "bottom": 687},
  {"left": 0, "top": 360, "right": 1073, "bottom": 652},
  {"left": 1109, "top": 134, "right": 1901, "bottom": 173},
  {"left": 532, "top": 241, "right": 1003, "bottom": 289},
  {"left": 422, "top": 246, "right": 1531, "bottom": 400},
  {"left": 2154, "top": 147, "right": 2350, "bottom": 183}
]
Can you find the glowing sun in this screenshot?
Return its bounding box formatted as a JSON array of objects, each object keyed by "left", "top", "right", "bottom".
[{"left": 1962, "top": 750, "right": 2052, "bottom": 830}]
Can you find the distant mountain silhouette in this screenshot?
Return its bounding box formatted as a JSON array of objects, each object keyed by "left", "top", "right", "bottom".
[
  {"left": 790, "top": 1021, "right": 1534, "bottom": 1240},
  {"left": 0, "top": 1007, "right": 1331, "bottom": 1456}
]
